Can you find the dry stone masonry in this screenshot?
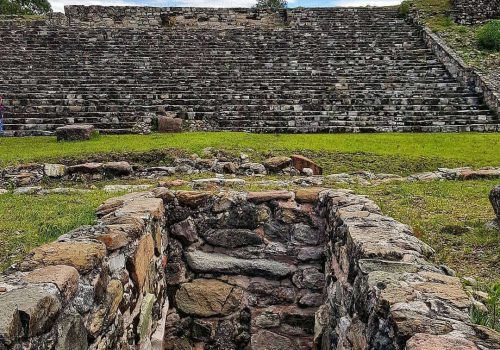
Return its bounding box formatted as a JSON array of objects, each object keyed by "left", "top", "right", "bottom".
[
  {"left": 452, "top": 0, "right": 500, "bottom": 24},
  {"left": 1, "top": 188, "right": 499, "bottom": 349},
  {"left": 0, "top": 6, "right": 499, "bottom": 135}
]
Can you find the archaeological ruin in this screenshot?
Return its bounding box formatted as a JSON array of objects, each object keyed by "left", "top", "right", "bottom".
[{"left": 0, "top": 5, "right": 499, "bottom": 135}]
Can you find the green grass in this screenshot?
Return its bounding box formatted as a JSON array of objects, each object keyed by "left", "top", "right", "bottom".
[
  {"left": 0, "top": 190, "right": 116, "bottom": 270},
  {"left": 1, "top": 133, "right": 499, "bottom": 175},
  {"left": 477, "top": 20, "right": 500, "bottom": 51},
  {"left": 349, "top": 179, "right": 500, "bottom": 282}
]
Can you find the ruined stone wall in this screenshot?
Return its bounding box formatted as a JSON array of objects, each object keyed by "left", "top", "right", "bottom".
[
  {"left": 317, "top": 189, "right": 500, "bottom": 350},
  {"left": 0, "top": 190, "right": 169, "bottom": 349},
  {"left": 1, "top": 188, "right": 499, "bottom": 349},
  {"left": 63, "top": 6, "right": 286, "bottom": 28},
  {"left": 453, "top": 0, "right": 500, "bottom": 24}
]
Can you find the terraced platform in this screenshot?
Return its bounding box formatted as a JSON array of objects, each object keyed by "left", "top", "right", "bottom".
[{"left": 0, "top": 6, "right": 498, "bottom": 135}]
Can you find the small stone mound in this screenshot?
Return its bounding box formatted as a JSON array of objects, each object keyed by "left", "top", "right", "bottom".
[{"left": 55, "top": 124, "right": 96, "bottom": 142}]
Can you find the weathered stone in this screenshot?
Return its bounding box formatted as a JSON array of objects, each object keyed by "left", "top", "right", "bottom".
[
  {"left": 295, "top": 187, "right": 324, "bottom": 203},
  {"left": 102, "top": 161, "right": 133, "bottom": 176},
  {"left": 55, "top": 314, "right": 88, "bottom": 350},
  {"left": 406, "top": 333, "right": 479, "bottom": 350},
  {"left": 175, "top": 279, "right": 244, "bottom": 317},
  {"left": 21, "top": 241, "right": 106, "bottom": 273},
  {"left": 240, "top": 162, "right": 267, "bottom": 175},
  {"left": 298, "top": 292, "right": 324, "bottom": 307},
  {"left": 132, "top": 234, "right": 155, "bottom": 291},
  {"left": 247, "top": 190, "right": 293, "bottom": 203},
  {"left": 458, "top": 168, "right": 500, "bottom": 180},
  {"left": 115, "top": 196, "right": 164, "bottom": 220},
  {"left": 201, "top": 228, "right": 263, "bottom": 248},
  {"left": 13, "top": 186, "right": 42, "bottom": 195},
  {"left": 228, "top": 203, "right": 270, "bottom": 229},
  {"left": 176, "top": 191, "right": 211, "bottom": 207},
  {"left": 291, "top": 155, "right": 322, "bottom": 175},
  {"left": 292, "top": 223, "right": 321, "bottom": 245},
  {"left": 186, "top": 250, "right": 296, "bottom": 278},
  {"left": 67, "top": 162, "right": 103, "bottom": 174},
  {"left": 254, "top": 311, "right": 281, "bottom": 328},
  {"left": 0, "top": 285, "right": 61, "bottom": 342},
  {"left": 490, "top": 185, "right": 500, "bottom": 222},
  {"left": 43, "top": 163, "right": 67, "bottom": 178},
  {"left": 106, "top": 279, "right": 124, "bottom": 317},
  {"left": 292, "top": 267, "right": 325, "bottom": 290},
  {"left": 157, "top": 116, "right": 183, "bottom": 132},
  {"left": 251, "top": 330, "right": 299, "bottom": 350},
  {"left": 56, "top": 124, "right": 95, "bottom": 141},
  {"left": 262, "top": 156, "right": 292, "bottom": 172},
  {"left": 170, "top": 217, "right": 198, "bottom": 245},
  {"left": 24, "top": 265, "right": 79, "bottom": 299},
  {"left": 297, "top": 246, "right": 324, "bottom": 261},
  {"left": 96, "top": 229, "right": 129, "bottom": 251},
  {"left": 138, "top": 293, "right": 156, "bottom": 340}
]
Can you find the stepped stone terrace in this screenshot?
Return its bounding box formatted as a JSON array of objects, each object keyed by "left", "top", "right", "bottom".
[{"left": 0, "top": 5, "right": 499, "bottom": 135}]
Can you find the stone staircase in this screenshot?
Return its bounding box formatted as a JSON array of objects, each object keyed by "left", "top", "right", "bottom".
[{"left": 0, "top": 7, "right": 498, "bottom": 135}]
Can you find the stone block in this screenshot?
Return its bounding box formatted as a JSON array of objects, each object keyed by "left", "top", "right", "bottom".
[
  {"left": 23, "top": 265, "right": 80, "bottom": 300},
  {"left": 43, "top": 163, "right": 67, "bottom": 178},
  {"left": 175, "top": 279, "right": 244, "bottom": 317},
  {"left": 291, "top": 155, "right": 322, "bottom": 175},
  {"left": 56, "top": 124, "right": 96, "bottom": 142},
  {"left": 103, "top": 161, "right": 133, "bottom": 176},
  {"left": 157, "top": 116, "right": 183, "bottom": 133}
]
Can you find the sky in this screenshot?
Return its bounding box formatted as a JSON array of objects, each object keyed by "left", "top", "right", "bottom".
[{"left": 50, "top": 0, "right": 402, "bottom": 14}]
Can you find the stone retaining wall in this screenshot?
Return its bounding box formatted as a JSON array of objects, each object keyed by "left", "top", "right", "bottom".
[
  {"left": 453, "top": 0, "right": 500, "bottom": 24},
  {"left": 1, "top": 188, "right": 499, "bottom": 349},
  {"left": 63, "top": 6, "right": 286, "bottom": 28},
  {"left": 0, "top": 190, "right": 168, "bottom": 349},
  {"left": 408, "top": 13, "right": 500, "bottom": 117}
]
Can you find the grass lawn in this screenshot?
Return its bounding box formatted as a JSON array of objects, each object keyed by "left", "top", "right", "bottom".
[
  {"left": 0, "top": 190, "right": 116, "bottom": 271},
  {"left": 1, "top": 133, "right": 500, "bottom": 175}
]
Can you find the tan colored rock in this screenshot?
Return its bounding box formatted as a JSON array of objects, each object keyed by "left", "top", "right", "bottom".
[
  {"left": 96, "top": 229, "right": 129, "bottom": 251},
  {"left": 67, "top": 162, "right": 103, "bottom": 174},
  {"left": 175, "top": 279, "right": 244, "bottom": 317},
  {"left": 251, "top": 330, "right": 299, "bottom": 350},
  {"left": 115, "top": 197, "right": 165, "bottom": 220},
  {"left": 106, "top": 279, "right": 123, "bottom": 317},
  {"left": 295, "top": 187, "right": 325, "bottom": 203},
  {"left": 291, "top": 155, "right": 323, "bottom": 175},
  {"left": 412, "top": 271, "right": 470, "bottom": 309},
  {"left": 176, "top": 191, "right": 211, "bottom": 207},
  {"left": 262, "top": 156, "right": 292, "bottom": 172},
  {"left": 406, "top": 333, "right": 479, "bottom": 350},
  {"left": 132, "top": 234, "right": 155, "bottom": 291},
  {"left": 24, "top": 265, "right": 79, "bottom": 299},
  {"left": 21, "top": 241, "right": 106, "bottom": 273},
  {"left": 247, "top": 190, "right": 293, "bottom": 203}
]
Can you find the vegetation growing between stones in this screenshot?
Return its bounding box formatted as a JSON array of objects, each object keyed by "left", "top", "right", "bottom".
[
  {"left": 254, "top": 0, "right": 287, "bottom": 10},
  {"left": 469, "top": 281, "right": 500, "bottom": 331},
  {"left": 477, "top": 20, "right": 500, "bottom": 51}
]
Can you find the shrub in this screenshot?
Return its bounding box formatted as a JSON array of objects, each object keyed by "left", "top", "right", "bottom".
[
  {"left": 477, "top": 20, "right": 500, "bottom": 51},
  {"left": 254, "top": 0, "right": 287, "bottom": 10},
  {"left": 399, "top": 0, "right": 413, "bottom": 17}
]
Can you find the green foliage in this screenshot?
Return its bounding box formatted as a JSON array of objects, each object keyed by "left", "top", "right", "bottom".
[
  {"left": 477, "top": 20, "right": 500, "bottom": 51},
  {"left": 471, "top": 282, "right": 500, "bottom": 331},
  {"left": 254, "top": 0, "right": 287, "bottom": 10},
  {"left": 399, "top": 0, "right": 413, "bottom": 17},
  {"left": 0, "top": 0, "right": 51, "bottom": 15}
]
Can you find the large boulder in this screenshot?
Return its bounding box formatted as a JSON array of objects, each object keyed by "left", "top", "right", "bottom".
[
  {"left": 56, "top": 124, "right": 96, "bottom": 142},
  {"left": 489, "top": 185, "right": 500, "bottom": 222},
  {"left": 263, "top": 156, "right": 292, "bottom": 172}
]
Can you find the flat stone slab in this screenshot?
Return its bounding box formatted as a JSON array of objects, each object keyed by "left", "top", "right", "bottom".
[
  {"left": 186, "top": 250, "right": 296, "bottom": 278},
  {"left": 56, "top": 124, "right": 96, "bottom": 141}
]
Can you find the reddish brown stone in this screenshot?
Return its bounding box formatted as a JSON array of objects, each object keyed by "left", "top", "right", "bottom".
[
  {"left": 96, "top": 230, "right": 130, "bottom": 251},
  {"left": 291, "top": 155, "right": 323, "bottom": 175},
  {"left": 458, "top": 169, "right": 500, "bottom": 180},
  {"left": 176, "top": 191, "right": 211, "bottom": 207},
  {"left": 132, "top": 234, "right": 155, "bottom": 292},
  {"left": 157, "top": 116, "right": 183, "bottom": 133}
]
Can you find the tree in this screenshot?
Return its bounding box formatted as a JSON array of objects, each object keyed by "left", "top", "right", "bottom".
[
  {"left": 254, "top": 0, "right": 287, "bottom": 10},
  {"left": 0, "top": 0, "right": 52, "bottom": 15}
]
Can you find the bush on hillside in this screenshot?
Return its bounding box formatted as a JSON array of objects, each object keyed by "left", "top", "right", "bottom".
[
  {"left": 477, "top": 20, "right": 500, "bottom": 51},
  {"left": 399, "top": 0, "right": 413, "bottom": 17},
  {"left": 254, "top": 0, "right": 287, "bottom": 10},
  {"left": 0, "top": 0, "right": 51, "bottom": 15}
]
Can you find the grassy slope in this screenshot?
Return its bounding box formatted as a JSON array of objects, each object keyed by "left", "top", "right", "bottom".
[{"left": 1, "top": 133, "right": 499, "bottom": 175}]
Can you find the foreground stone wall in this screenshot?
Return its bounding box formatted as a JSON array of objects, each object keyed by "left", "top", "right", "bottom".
[
  {"left": 0, "top": 191, "right": 168, "bottom": 349},
  {"left": 64, "top": 6, "right": 286, "bottom": 28},
  {"left": 453, "top": 0, "right": 500, "bottom": 24},
  {"left": 1, "top": 188, "right": 499, "bottom": 349}
]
